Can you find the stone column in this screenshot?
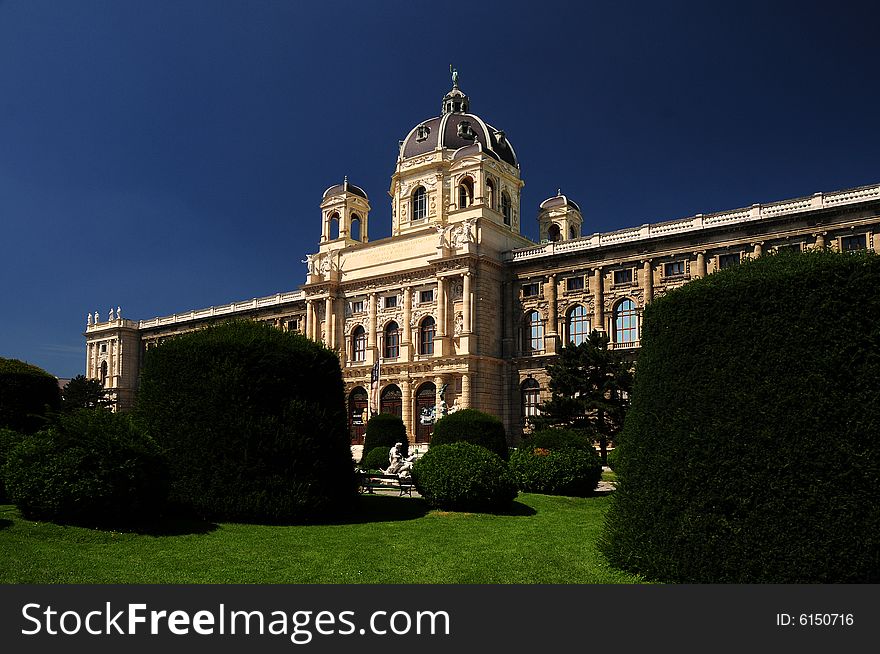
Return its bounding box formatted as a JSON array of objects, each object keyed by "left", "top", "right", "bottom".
[
  {"left": 434, "top": 375, "right": 445, "bottom": 418},
  {"left": 695, "top": 252, "right": 707, "bottom": 278},
  {"left": 462, "top": 272, "right": 472, "bottom": 333},
  {"left": 400, "top": 378, "right": 412, "bottom": 442},
  {"left": 321, "top": 213, "right": 329, "bottom": 242},
  {"left": 814, "top": 232, "right": 826, "bottom": 249},
  {"left": 305, "top": 300, "right": 313, "bottom": 341},
  {"left": 642, "top": 260, "right": 653, "bottom": 304},
  {"left": 324, "top": 296, "right": 333, "bottom": 349},
  {"left": 402, "top": 286, "right": 412, "bottom": 361},
  {"left": 592, "top": 267, "right": 605, "bottom": 333},
  {"left": 437, "top": 277, "right": 446, "bottom": 336},
  {"left": 461, "top": 372, "right": 471, "bottom": 409},
  {"left": 368, "top": 293, "right": 378, "bottom": 346},
  {"left": 545, "top": 274, "right": 558, "bottom": 354},
  {"left": 753, "top": 242, "right": 763, "bottom": 258}
]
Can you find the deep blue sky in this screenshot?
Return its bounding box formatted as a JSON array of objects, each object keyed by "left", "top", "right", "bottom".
[{"left": 2, "top": 0, "right": 878, "bottom": 378}]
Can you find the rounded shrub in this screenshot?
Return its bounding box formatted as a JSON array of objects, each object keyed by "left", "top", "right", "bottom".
[
  {"left": 605, "top": 447, "right": 619, "bottom": 471},
  {"left": 362, "top": 446, "right": 391, "bottom": 472},
  {"left": 0, "top": 358, "right": 61, "bottom": 433},
  {"left": 412, "top": 442, "right": 517, "bottom": 512},
  {"left": 0, "top": 427, "right": 24, "bottom": 503},
  {"left": 136, "top": 320, "right": 357, "bottom": 523},
  {"left": 431, "top": 408, "right": 509, "bottom": 459},
  {"left": 509, "top": 446, "right": 601, "bottom": 497},
  {"left": 361, "top": 413, "right": 408, "bottom": 463},
  {"left": 522, "top": 428, "right": 594, "bottom": 452},
  {"left": 2, "top": 409, "right": 167, "bottom": 525},
  {"left": 602, "top": 250, "right": 880, "bottom": 583}
]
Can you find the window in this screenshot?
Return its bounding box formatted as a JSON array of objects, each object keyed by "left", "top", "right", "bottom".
[
  {"left": 350, "top": 214, "right": 361, "bottom": 241},
  {"left": 419, "top": 317, "right": 435, "bottom": 355},
  {"left": 718, "top": 253, "right": 740, "bottom": 269},
  {"left": 329, "top": 211, "right": 340, "bottom": 239},
  {"left": 569, "top": 225, "right": 578, "bottom": 239},
  {"left": 286, "top": 318, "right": 301, "bottom": 332},
  {"left": 486, "top": 179, "right": 495, "bottom": 209},
  {"left": 458, "top": 177, "right": 474, "bottom": 209},
  {"left": 100, "top": 360, "right": 108, "bottom": 384},
  {"left": 613, "top": 299, "right": 638, "bottom": 344},
  {"left": 383, "top": 295, "right": 397, "bottom": 309},
  {"left": 566, "top": 276, "right": 584, "bottom": 292},
  {"left": 524, "top": 311, "right": 544, "bottom": 353},
  {"left": 522, "top": 282, "right": 540, "bottom": 298},
  {"left": 100, "top": 343, "right": 107, "bottom": 353},
  {"left": 567, "top": 305, "right": 589, "bottom": 345},
  {"left": 522, "top": 378, "right": 540, "bottom": 419},
  {"left": 547, "top": 224, "right": 561, "bottom": 242},
  {"left": 419, "top": 289, "right": 434, "bottom": 304},
  {"left": 383, "top": 321, "right": 400, "bottom": 359},
  {"left": 664, "top": 261, "right": 685, "bottom": 277},
  {"left": 350, "top": 300, "right": 364, "bottom": 314},
  {"left": 351, "top": 326, "right": 366, "bottom": 362},
  {"left": 775, "top": 243, "right": 801, "bottom": 253},
  {"left": 501, "top": 192, "right": 512, "bottom": 226},
  {"left": 841, "top": 234, "right": 867, "bottom": 252},
  {"left": 412, "top": 186, "right": 427, "bottom": 221},
  {"left": 613, "top": 268, "right": 633, "bottom": 285},
  {"left": 380, "top": 384, "right": 403, "bottom": 418}
]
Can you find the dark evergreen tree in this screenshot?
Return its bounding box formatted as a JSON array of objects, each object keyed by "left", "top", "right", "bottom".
[
  {"left": 61, "top": 374, "right": 109, "bottom": 411},
  {"left": 534, "top": 330, "right": 632, "bottom": 463}
]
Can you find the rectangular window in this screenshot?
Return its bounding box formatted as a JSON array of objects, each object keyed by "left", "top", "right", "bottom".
[
  {"left": 384, "top": 295, "right": 397, "bottom": 309},
  {"left": 350, "top": 300, "right": 364, "bottom": 314},
  {"left": 100, "top": 343, "right": 107, "bottom": 353},
  {"left": 613, "top": 268, "right": 633, "bottom": 285},
  {"left": 775, "top": 243, "right": 801, "bottom": 253},
  {"left": 521, "top": 282, "right": 540, "bottom": 298},
  {"left": 419, "top": 289, "right": 434, "bottom": 304},
  {"left": 841, "top": 234, "right": 867, "bottom": 252},
  {"left": 664, "top": 261, "right": 685, "bottom": 277},
  {"left": 286, "top": 318, "right": 301, "bottom": 332},
  {"left": 565, "top": 276, "right": 584, "bottom": 291},
  {"left": 718, "top": 253, "right": 740, "bottom": 269}
]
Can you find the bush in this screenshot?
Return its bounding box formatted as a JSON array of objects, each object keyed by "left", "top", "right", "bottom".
[
  {"left": 602, "top": 250, "right": 880, "bottom": 583},
  {"left": 136, "top": 321, "right": 356, "bottom": 523},
  {"left": 0, "top": 358, "right": 61, "bottom": 433},
  {"left": 522, "top": 428, "right": 594, "bottom": 452},
  {"left": 412, "top": 442, "right": 517, "bottom": 512},
  {"left": 605, "top": 447, "right": 619, "bottom": 471},
  {"left": 362, "top": 446, "right": 391, "bottom": 472},
  {"left": 2, "top": 409, "right": 167, "bottom": 525},
  {"left": 0, "top": 428, "right": 24, "bottom": 502},
  {"left": 361, "top": 413, "right": 408, "bottom": 463},
  {"left": 509, "top": 446, "right": 602, "bottom": 497},
  {"left": 431, "top": 409, "right": 509, "bottom": 459}
]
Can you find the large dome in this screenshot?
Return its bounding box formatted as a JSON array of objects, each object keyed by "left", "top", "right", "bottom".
[{"left": 398, "top": 80, "right": 519, "bottom": 168}]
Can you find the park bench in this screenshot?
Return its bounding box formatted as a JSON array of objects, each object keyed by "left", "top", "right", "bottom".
[{"left": 358, "top": 471, "right": 415, "bottom": 497}]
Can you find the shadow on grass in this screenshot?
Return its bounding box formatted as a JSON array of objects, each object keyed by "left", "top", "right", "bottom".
[
  {"left": 0, "top": 518, "right": 12, "bottom": 531},
  {"left": 496, "top": 500, "right": 537, "bottom": 516},
  {"left": 128, "top": 516, "right": 219, "bottom": 537},
  {"left": 315, "top": 494, "right": 431, "bottom": 525}
]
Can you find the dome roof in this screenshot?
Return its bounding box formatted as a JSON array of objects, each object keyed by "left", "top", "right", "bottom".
[
  {"left": 540, "top": 191, "right": 581, "bottom": 213},
  {"left": 322, "top": 177, "right": 368, "bottom": 201},
  {"left": 399, "top": 77, "right": 519, "bottom": 168}
]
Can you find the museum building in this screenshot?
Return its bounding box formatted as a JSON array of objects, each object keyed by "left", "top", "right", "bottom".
[{"left": 84, "top": 77, "right": 880, "bottom": 454}]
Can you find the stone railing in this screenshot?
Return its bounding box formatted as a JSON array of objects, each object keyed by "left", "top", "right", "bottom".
[
  {"left": 136, "top": 290, "right": 304, "bottom": 329},
  {"left": 506, "top": 183, "right": 880, "bottom": 262}
]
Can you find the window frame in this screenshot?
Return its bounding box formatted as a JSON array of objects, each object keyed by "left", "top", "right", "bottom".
[
  {"left": 613, "top": 299, "right": 638, "bottom": 344},
  {"left": 351, "top": 326, "right": 367, "bottom": 362},
  {"left": 419, "top": 316, "right": 436, "bottom": 355},
  {"left": 383, "top": 321, "right": 400, "bottom": 359},
  {"left": 566, "top": 304, "right": 590, "bottom": 346},
  {"left": 412, "top": 186, "right": 427, "bottom": 221}
]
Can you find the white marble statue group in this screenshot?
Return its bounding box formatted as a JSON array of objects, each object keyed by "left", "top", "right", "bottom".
[{"left": 384, "top": 442, "right": 417, "bottom": 478}]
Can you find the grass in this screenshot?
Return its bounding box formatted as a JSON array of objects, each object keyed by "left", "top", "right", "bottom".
[{"left": 0, "top": 493, "right": 644, "bottom": 584}]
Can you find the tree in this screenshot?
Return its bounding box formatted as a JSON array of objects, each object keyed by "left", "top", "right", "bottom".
[
  {"left": 0, "top": 357, "right": 61, "bottom": 433},
  {"left": 534, "top": 330, "right": 632, "bottom": 463},
  {"left": 61, "top": 374, "right": 110, "bottom": 411}
]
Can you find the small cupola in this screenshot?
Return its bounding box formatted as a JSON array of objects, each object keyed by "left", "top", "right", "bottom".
[{"left": 538, "top": 189, "right": 583, "bottom": 242}]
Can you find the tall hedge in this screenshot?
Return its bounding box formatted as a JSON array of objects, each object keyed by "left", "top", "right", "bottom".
[
  {"left": 136, "top": 321, "right": 356, "bottom": 522},
  {"left": 360, "top": 413, "right": 408, "bottom": 463},
  {"left": 602, "top": 250, "right": 880, "bottom": 583},
  {"left": 431, "top": 409, "right": 509, "bottom": 459},
  {"left": 0, "top": 358, "right": 61, "bottom": 433}
]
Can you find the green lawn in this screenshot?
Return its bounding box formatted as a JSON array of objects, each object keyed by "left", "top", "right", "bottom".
[{"left": 0, "top": 493, "right": 644, "bottom": 584}]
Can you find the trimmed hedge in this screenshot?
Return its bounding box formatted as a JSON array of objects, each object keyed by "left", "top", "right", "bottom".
[
  {"left": 136, "top": 321, "right": 356, "bottom": 523},
  {"left": 0, "top": 428, "right": 24, "bottom": 502},
  {"left": 362, "top": 446, "right": 391, "bottom": 472},
  {"left": 361, "top": 413, "right": 408, "bottom": 463},
  {"left": 430, "top": 409, "right": 509, "bottom": 459},
  {"left": 412, "top": 442, "right": 517, "bottom": 512},
  {"left": 602, "top": 250, "right": 880, "bottom": 583},
  {"left": 0, "top": 358, "right": 61, "bottom": 433},
  {"left": 509, "top": 446, "right": 602, "bottom": 497},
  {"left": 522, "top": 428, "right": 594, "bottom": 452},
  {"left": 605, "top": 447, "right": 619, "bottom": 471},
  {"left": 2, "top": 409, "right": 167, "bottom": 525}
]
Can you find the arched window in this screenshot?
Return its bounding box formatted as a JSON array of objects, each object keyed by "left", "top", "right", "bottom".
[
  {"left": 350, "top": 213, "right": 361, "bottom": 241},
  {"left": 415, "top": 382, "right": 437, "bottom": 443},
  {"left": 613, "top": 299, "right": 638, "bottom": 344},
  {"left": 486, "top": 178, "right": 495, "bottom": 209},
  {"left": 521, "top": 378, "right": 540, "bottom": 420},
  {"left": 329, "top": 211, "right": 340, "bottom": 239},
  {"left": 501, "top": 192, "right": 512, "bottom": 226},
  {"left": 380, "top": 384, "right": 403, "bottom": 418},
  {"left": 348, "top": 387, "right": 369, "bottom": 444},
  {"left": 412, "top": 186, "right": 427, "bottom": 221},
  {"left": 547, "top": 224, "right": 561, "bottom": 241},
  {"left": 524, "top": 311, "right": 544, "bottom": 353},
  {"left": 569, "top": 225, "right": 577, "bottom": 240},
  {"left": 458, "top": 176, "right": 474, "bottom": 209},
  {"left": 567, "top": 305, "right": 589, "bottom": 345},
  {"left": 383, "top": 321, "right": 400, "bottom": 359},
  {"left": 100, "top": 360, "right": 108, "bottom": 385},
  {"left": 419, "top": 316, "right": 435, "bottom": 355},
  {"left": 351, "top": 325, "right": 366, "bottom": 362}
]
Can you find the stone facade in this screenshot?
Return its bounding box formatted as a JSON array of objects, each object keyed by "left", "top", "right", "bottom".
[{"left": 85, "top": 78, "right": 880, "bottom": 456}]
